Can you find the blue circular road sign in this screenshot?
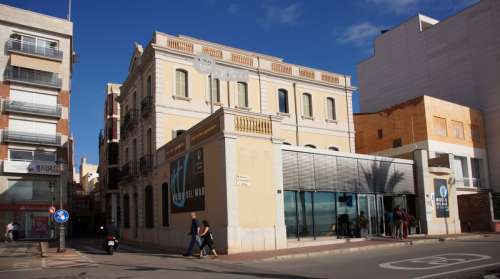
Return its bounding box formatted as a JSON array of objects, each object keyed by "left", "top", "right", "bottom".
[{"left": 54, "top": 209, "right": 69, "bottom": 224}]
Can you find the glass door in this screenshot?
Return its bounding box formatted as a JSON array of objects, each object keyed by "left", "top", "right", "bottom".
[{"left": 376, "top": 195, "right": 385, "bottom": 236}]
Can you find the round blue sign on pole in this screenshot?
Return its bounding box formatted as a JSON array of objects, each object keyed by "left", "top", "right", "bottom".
[{"left": 54, "top": 209, "right": 69, "bottom": 224}]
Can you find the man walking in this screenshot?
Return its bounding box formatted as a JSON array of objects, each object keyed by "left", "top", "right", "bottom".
[{"left": 184, "top": 212, "right": 202, "bottom": 257}]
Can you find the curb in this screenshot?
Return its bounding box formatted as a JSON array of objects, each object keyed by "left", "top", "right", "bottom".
[{"left": 218, "top": 234, "right": 486, "bottom": 263}]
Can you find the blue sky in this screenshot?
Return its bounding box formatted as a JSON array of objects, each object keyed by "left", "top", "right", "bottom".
[{"left": 1, "top": 0, "right": 479, "bottom": 165}]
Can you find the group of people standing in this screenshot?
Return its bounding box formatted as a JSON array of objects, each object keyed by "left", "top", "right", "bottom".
[
  {"left": 385, "top": 206, "right": 411, "bottom": 240},
  {"left": 4, "top": 221, "right": 20, "bottom": 242},
  {"left": 183, "top": 212, "right": 218, "bottom": 259}
]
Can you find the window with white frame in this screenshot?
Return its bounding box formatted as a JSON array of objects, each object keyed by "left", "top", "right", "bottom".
[
  {"left": 175, "top": 69, "right": 188, "bottom": 97},
  {"left": 302, "top": 93, "right": 313, "bottom": 117},
  {"left": 10, "top": 33, "right": 59, "bottom": 49},
  {"left": 326, "top": 97, "right": 336, "bottom": 120},
  {"left": 237, "top": 82, "right": 248, "bottom": 108},
  {"left": 278, "top": 89, "right": 289, "bottom": 113},
  {"left": 454, "top": 156, "right": 469, "bottom": 186},
  {"left": 9, "top": 149, "right": 56, "bottom": 162},
  {"left": 10, "top": 89, "right": 57, "bottom": 106},
  {"left": 9, "top": 119, "right": 56, "bottom": 135}
]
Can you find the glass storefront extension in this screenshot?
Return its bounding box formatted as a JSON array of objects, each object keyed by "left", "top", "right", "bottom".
[{"left": 282, "top": 148, "right": 415, "bottom": 239}]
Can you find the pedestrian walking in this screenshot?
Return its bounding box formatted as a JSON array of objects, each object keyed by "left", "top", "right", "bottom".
[
  {"left": 394, "top": 206, "right": 403, "bottom": 240},
  {"left": 12, "top": 221, "right": 20, "bottom": 241},
  {"left": 385, "top": 210, "right": 394, "bottom": 238},
  {"left": 402, "top": 209, "right": 409, "bottom": 239},
  {"left": 199, "top": 220, "right": 217, "bottom": 259},
  {"left": 5, "top": 221, "right": 13, "bottom": 242},
  {"left": 183, "top": 212, "right": 203, "bottom": 257}
]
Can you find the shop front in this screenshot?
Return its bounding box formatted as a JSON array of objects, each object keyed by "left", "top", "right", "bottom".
[{"left": 282, "top": 148, "right": 416, "bottom": 239}]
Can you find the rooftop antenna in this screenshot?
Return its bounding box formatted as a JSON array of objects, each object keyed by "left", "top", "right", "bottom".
[{"left": 67, "top": 0, "right": 72, "bottom": 21}]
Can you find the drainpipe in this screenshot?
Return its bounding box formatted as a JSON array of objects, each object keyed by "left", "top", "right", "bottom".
[
  {"left": 227, "top": 81, "right": 231, "bottom": 108},
  {"left": 344, "top": 75, "right": 352, "bottom": 152},
  {"left": 293, "top": 82, "right": 299, "bottom": 146},
  {"left": 257, "top": 56, "right": 263, "bottom": 113}
]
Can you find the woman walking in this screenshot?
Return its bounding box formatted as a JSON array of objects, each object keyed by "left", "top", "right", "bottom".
[{"left": 199, "top": 220, "right": 218, "bottom": 259}]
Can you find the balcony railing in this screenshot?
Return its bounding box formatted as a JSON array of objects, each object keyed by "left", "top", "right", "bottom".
[
  {"left": 121, "top": 161, "right": 138, "bottom": 180},
  {"left": 141, "top": 96, "right": 154, "bottom": 118},
  {"left": 120, "top": 109, "right": 139, "bottom": 137},
  {"left": 3, "top": 99, "right": 62, "bottom": 118},
  {"left": 2, "top": 130, "right": 60, "bottom": 146},
  {"left": 4, "top": 66, "right": 62, "bottom": 89},
  {"left": 6, "top": 39, "right": 63, "bottom": 60},
  {"left": 139, "top": 155, "right": 153, "bottom": 175}
]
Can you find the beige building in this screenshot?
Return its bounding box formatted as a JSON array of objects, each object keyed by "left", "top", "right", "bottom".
[
  {"left": 355, "top": 96, "right": 498, "bottom": 232},
  {"left": 357, "top": 0, "right": 500, "bottom": 220},
  {"left": 79, "top": 157, "right": 98, "bottom": 194},
  {"left": 0, "top": 4, "right": 74, "bottom": 240}
]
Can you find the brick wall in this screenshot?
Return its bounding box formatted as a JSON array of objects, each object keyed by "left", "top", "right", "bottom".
[{"left": 457, "top": 192, "right": 493, "bottom": 232}]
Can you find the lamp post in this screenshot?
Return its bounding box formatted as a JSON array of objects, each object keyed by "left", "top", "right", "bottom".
[
  {"left": 49, "top": 181, "right": 55, "bottom": 240},
  {"left": 56, "top": 160, "right": 66, "bottom": 253}
]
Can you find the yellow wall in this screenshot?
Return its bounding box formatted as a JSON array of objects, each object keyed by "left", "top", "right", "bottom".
[{"left": 235, "top": 137, "right": 277, "bottom": 228}]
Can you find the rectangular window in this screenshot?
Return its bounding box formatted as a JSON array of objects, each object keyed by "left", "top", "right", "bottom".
[
  {"left": 176, "top": 70, "right": 188, "bottom": 97},
  {"left": 377, "top": 129, "right": 383, "bottom": 139},
  {"left": 9, "top": 119, "right": 56, "bottom": 135},
  {"left": 3, "top": 180, "right": 51, "bottom": 202},
  {"left": 451, "top": 120, "right": 465, "bottom": 139},
  {"left": 471, "top": 158, "right": 482, "bottom": 187},
  {"left": 393, "top": 138, "right": 402, "bottom": 147},
  {"left": 10, "top": 89, "right": 57, "bottom": 106},
  {"left": 9, "top": 149, "right": 33, "bottom": 161},
  {"left": 146, "top": 76, "right": 152, "bottom": 96},
  {"left": 303, "top": 93, "right": 312, "bottom": 117},
  {"left": 454, "top": 156, "right": 469, "bottom": 186},
  {"left": 326, "top": 97, "right": 336, "bottom": 120},
  {"left": 211, "top": 78, "right": 220, "bottom": 103},
  {"left": 433, "top": 116, "right": 447, "bottom": 137},
  {"left": 237, "top": 82, "right": 248, "bottom": 107}
]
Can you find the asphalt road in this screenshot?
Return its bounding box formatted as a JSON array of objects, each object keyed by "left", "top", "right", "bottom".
[{"left": 1, "top": 235, "right": 499, "bottom": 279}]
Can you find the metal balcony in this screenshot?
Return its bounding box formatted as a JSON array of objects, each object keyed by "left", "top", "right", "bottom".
[
  {"left": 141, "top": 96, "right": 154, "bottom": 118},
  {"left": 121, "top": 161, "right": 138, "bottom": 180},
  {"left": 6, "top": 39, "right": 63, "bottom": 60},
  {"left": 3, "top": 99, "right": 62, "bottom": 118},
  {"left": 140, "top": 155, "right": 153, "bottom": 175},
  {"left": 2, "top": 130, "right": 61, "bottom": 146},
  {"left": 4, "top": 66, "right": 62, "bottom": 89},
  {"left": 121, "top": 109, "right": 139, "bottom": 136}
]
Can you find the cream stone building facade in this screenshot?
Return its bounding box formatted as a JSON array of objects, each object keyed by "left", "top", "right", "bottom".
[{"left": 0, "top": 4, "right": 74, "bottom": 240}]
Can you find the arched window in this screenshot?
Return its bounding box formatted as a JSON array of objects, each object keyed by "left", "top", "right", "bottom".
[
  {"left": 305, "top": 144, "right": 316, "bottom": 149},
  {"left": 278, "top": 89, "right": 289, "bottom": 113},
  {"left": 162, "top": 183, "right": 169, "bottom": 227},
  {"left": 175, "top": 69, "right": 188, "bottom": 97},
  {"left": 303, "top": 93, "right": 313, "bottom": 117},
  {"left": 326, "top": 97, "right": 336, "bottom": 120},
  {"left": 237, "top": 82, "right": 248, "bottom": 108},
  {"left": 144, "top": 186, "right": 154, "bottom": 228},
  {"left": 211, "top": 77, "right": 221, "bottom": 103},
  {"left": 123, "top": 194, "right": 130, "bottom": 228},
  {"left": 328, "top": 146, "right": 339, "bottom": 151}
]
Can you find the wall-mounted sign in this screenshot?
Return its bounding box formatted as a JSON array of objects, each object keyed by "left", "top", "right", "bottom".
[
  {"left": 434, "top": 179, "right": 449, "bottom": 218},
  {"left": 3, "top": 160, "right": 60, "bottom": 175},
  {"left": 236, "top": 175, "right": 250, "bottom": 187},
  {"left": 170, "top": 148, "right": 205, "bottom": 213},
  {"left": 194, "top": 53, "right": 249, "bottom": 82}
]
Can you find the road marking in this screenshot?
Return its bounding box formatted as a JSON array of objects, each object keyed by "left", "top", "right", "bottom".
[
  {"left": 413, "top": 262, "right": 500, "bottom": 279},
  {"left": 380, "top": 253, "right": 491, "bottom": 270}
]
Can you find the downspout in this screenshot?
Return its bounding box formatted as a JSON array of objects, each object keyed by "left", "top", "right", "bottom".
[
  {"left": 344, "top": 75, "right": 352, "bottom": 152},
  {"left": 293, "top": 82, "right": 299, "bottom": 146}
]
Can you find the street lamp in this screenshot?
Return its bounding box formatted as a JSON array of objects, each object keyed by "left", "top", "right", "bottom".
[{"left": 56, "top": 159, "right": 66, "bottom": 253}]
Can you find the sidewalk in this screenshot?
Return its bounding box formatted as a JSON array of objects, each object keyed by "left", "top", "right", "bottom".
[{"left": 216, "top": 233, "right": 487, "bottom": 263}]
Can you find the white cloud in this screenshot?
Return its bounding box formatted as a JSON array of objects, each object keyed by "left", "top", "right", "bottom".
[
  {"left": 337, "top": 22, "right": 387, "bottom": 47},
  {"left": 367, "top": 0, "right": 423, "bottom": 14},
  {"left": 259, "top": 2, "right": 302, "bottom": 27}
]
